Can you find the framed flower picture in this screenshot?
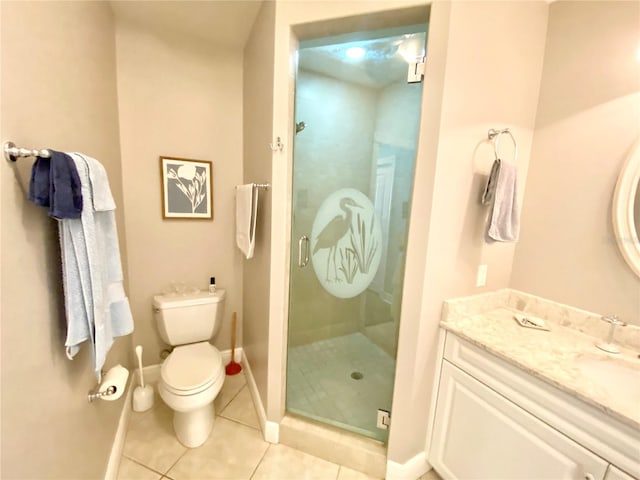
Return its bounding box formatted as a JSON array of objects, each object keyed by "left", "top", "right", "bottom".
[{"left": 160, "top": 156, "right": 213, "bottom": 220}]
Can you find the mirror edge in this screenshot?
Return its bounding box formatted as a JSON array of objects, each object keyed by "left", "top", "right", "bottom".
[{"left": 612, "top": 137, "right": 640, "bottom": 278}]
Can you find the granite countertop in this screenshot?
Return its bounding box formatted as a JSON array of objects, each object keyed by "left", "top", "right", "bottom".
[{"left": 441, "top": 290, "right": 640, "bottom": 431}]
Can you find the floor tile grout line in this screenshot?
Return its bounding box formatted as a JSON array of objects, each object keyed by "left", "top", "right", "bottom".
[
  {"left": 219, "top": 412, "right": 261, "bottom": 431},
  {"left": 218, "top": 381, "right": 248, "bottom": 415},
  {"left": 248, "top": 442, "right": 272, "bottom": 480},
  {"left": 161, "top": 446, "right": 190, "bottom": 479},
  {"left": 121, "top": 454, "right": 167, "bottom": 477}
]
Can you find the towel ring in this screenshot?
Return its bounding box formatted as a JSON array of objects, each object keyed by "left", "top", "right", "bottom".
[{"left": 488, "top": 128, "right": 518, "bottom": 162}]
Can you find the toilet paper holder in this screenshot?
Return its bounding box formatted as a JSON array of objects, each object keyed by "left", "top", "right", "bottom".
[
  {"left": 87, "top": 385, "right": 116, "bottom": 402},
  {"left": 87, "top": 364, "right": 129, "bottom": 402}
]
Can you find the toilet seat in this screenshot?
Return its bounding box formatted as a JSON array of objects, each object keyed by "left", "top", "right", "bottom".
[{"left": 161, "top": 342, "right": 223, "bottom": 396}]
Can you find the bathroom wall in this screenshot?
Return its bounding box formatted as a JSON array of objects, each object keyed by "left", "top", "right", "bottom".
[
  {"left": 389, "top": 0, "right": 548, "bottom": 464},
  {"left": 114, "top": 20, "right": 244, "bottom": 364},
  {"left": 242, "top": 0, "right": 276, "bottom": 423},
  {"left": 0, "top": 1, "right": 130, "bottom": 478},
  {"left": 511, "top": 1, "right": 640, "bottom": 325}
]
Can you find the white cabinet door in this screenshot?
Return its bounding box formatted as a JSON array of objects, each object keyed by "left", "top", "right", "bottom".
[
  {"left": 605, "top": 465, "right": 638, "bottom": 480},
  {"left": 430, "top": 361, "right": 609, "bottom": 480}
]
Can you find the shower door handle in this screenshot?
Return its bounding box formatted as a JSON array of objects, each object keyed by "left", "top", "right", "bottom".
[{"left": 298, "top": 235, "right": 310, "bottom": 267}]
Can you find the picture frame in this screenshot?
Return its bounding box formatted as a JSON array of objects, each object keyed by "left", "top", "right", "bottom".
[{"left": 160, "top": 156, "right": 213, "bottom": 220}]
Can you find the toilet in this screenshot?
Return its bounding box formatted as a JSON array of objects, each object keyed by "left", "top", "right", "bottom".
[{"left": 152, "top": 289, "right": 226, "bottom": 448}]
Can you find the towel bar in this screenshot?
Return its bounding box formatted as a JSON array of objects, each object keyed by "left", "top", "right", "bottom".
[{"left": 3, "top": 141, "right": 51, "bottom": 162}]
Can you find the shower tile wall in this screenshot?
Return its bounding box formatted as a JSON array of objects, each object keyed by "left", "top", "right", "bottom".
[
  {"left": 290, "top": 70, "right": 422, "bottom": 348},
  {"left": 289, "top": 69, "right": 378, "bottom": 346},
  {"left": 286, "top": 332, "right": 395, "bottom": 441}
]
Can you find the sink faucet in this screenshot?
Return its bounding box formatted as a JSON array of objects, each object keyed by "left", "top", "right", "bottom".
[{"left": 595, "top": 315, "right": 626, "bottom": 354}]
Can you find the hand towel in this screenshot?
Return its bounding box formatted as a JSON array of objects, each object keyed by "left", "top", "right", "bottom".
[
  {"left": 236, "top": 184, "right": 258, "bottom": 259},
  {"left": 487, "top": 161, "right": 520, "bottom": 242},
  {"left": 61, "top": 153, "right": 133, "bottom": 381},
  {"left": 482, "top": 159, "right": 501, "bottom": 206},
  {"left": 28, "top": 150, "right": 83, "bottom": 219}
]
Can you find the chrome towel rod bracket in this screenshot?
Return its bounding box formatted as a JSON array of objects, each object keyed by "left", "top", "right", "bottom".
[
  {"left": 4, "top": 141, "right": 51, "bottom": 162},
  {"left": 253, "top": 183, "right": 270, "bottom": 190}
]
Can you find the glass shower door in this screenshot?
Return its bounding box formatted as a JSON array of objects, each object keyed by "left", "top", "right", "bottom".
[{"left": 286, "top": 27, "right": 426, "bottom": 442}]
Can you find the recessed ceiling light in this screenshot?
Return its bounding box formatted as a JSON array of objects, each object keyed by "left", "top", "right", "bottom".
[{"left": 345, "top": 47, "right": 366, "bottom": 60}]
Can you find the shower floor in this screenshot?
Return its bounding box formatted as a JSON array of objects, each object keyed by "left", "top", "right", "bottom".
[{"left": 286, "top": 332, "right": 396, "bottom": 441}]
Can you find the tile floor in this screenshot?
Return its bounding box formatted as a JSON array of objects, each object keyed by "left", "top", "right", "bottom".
[
  {"left": 118, "top": 370, "right": 440, "bottom": 480},
  {"left": 286, "top": 333, "right": 395, "bottom": 441}
]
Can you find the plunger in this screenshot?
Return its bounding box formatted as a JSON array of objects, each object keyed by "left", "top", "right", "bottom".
[{"left": 225, "top": 312, "right": 242, "bottom": 375}]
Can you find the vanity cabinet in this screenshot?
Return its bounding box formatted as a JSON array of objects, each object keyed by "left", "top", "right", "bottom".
[
  {"left": 431, "top": 361, "right": 608, "bottom": 479},
  {"left": 606, "top": 466, "right": 638, "bottom": 480},
  {"left": 429, "top": 332, "right": 640, "bottom": 480}
]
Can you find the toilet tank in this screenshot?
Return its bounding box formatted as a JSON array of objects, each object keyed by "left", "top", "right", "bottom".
[{"left": 153, "top": 289, "right": 226, "bottom": 346}]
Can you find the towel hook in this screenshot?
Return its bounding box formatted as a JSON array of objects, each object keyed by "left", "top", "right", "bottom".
[{"left": 488, "top": 128, "right": 518, "bottom": 162}]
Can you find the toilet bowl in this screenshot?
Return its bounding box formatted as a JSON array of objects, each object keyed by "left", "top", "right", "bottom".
[{"left": 158, "top": 341, "right": 225, "bottom": 448}]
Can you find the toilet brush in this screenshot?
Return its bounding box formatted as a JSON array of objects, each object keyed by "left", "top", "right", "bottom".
[
  {"left": 133, "top": 345, "right": 154, "bottom": 412},
  {"left": 225, "top": 312, "right": 242, "bottom": 376}
]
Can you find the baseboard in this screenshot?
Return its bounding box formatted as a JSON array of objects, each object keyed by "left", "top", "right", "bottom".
[
  {"left": 386, "top": 451, "right": 430, "bottom": 480},
  {"left": 264, "top": 420, "right": 280, "bottom": 444},
  {"left": 222, "top": 346, "right": 243, "bottom": 365},
  {"left": 140, "top": 363, "right": 161, "bottom": 384},
  {"left": 104, "top": 370, "right": 135, "bottom": 480},
  {"left": 241, "top": 353, "right": 279, "bottom": 443}
]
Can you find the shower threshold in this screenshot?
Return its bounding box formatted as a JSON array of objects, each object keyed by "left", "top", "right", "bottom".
[{"left": 279, "top": 413, "right": 387, "bottom": 478}]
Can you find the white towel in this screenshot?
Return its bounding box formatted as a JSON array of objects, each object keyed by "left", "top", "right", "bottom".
[
  {"left": 61, "top": 153, "right": 134, "bottom": 381},
  {"left": 236, "top": 184, "right": 258, "bottom": 259},
  {"left": 487, "top": 161, "right": 520, "bottom": 242}
]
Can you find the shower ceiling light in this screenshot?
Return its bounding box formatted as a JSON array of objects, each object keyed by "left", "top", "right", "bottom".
[{"left": 345, "top": 46, "right": 366, "bottom": 59}]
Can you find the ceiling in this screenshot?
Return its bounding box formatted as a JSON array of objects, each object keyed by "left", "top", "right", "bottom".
[
  {"left": 109, "top": 1, "right": 264, "bottom": 49},
  {"left": 109, "top": 2, "right": 426, "bottom": 87},
  {"left": 299, "top": 32, "right": 427, "bottom": 88}
]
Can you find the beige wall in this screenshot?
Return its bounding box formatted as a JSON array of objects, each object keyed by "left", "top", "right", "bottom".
[
  {"left": 511, "top": 1, "right": 640, "bottom": 324},
  {"left": 114, "top": 21, "right": 244, "bottom": 364},
  {"left": 242, "top": 0, "right": 276, "bottom": 420},
  {"left": 390, "top": 0, "right": 549, "bottom": 463},
  {"left": 0, "top": 1, "right": 130, "bottom": 477}
]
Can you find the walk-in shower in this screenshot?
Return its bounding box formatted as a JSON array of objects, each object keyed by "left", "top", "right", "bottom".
[{"left": 286, "top": 25, "right": 427, "bottom": 443}]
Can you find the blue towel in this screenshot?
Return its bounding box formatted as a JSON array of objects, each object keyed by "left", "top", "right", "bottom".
[{"left": 28, "top": 150, "right": 83, "bottom": 219}]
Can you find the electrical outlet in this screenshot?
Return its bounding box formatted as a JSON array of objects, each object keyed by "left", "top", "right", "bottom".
[{"left": 476, "top": 264, "right": 488, "bottom": 287}]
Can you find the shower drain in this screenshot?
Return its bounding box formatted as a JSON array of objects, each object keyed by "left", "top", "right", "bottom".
[{"left": 350, "top": 371, "right": 364, "bottom": 380}]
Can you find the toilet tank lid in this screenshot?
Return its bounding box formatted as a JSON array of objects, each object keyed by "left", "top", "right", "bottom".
[{"left": 153, "top": 289, "right": 226, "bottom": 309}]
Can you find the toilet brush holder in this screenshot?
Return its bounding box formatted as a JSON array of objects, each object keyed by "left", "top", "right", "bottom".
[{"left": 133, "top": 345, "right": 154, "bottom": 412}]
